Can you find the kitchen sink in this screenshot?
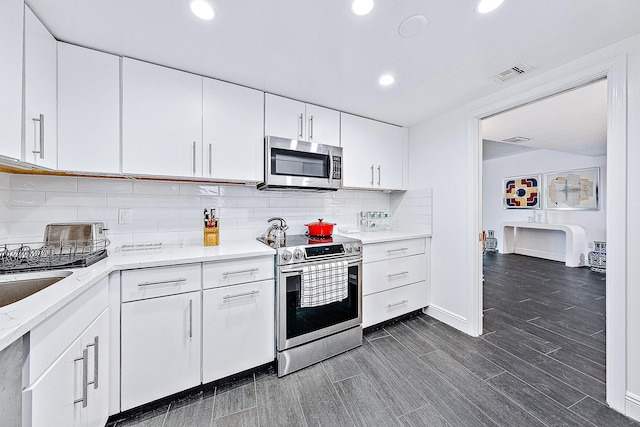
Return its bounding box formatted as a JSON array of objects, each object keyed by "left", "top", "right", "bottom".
[{"left": 0, "top": 271, "right": 71, "bottom": 308}]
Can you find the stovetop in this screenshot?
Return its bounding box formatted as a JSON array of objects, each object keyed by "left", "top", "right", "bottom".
[{"left": 256, "top": 234, "right": 362, "bottom": 266}]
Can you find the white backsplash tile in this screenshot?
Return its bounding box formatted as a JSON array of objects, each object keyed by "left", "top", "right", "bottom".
[
  {"left": 45, "top": 192, "right": 107, "bottom": 207},
  {"left": 10, "top": 174, "right": 77, "bottom": 192},
  {"left": 0, "top": 173, "right": 427, "bottom": 246},
  {"left": 135, "top": 180, "right": 181, "bottom": 195},
  {"left": 78, "top": 177, "right": 132, "bottom": 194}
]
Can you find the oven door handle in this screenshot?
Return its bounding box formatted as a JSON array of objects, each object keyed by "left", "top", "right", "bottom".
[{"left": 281, "top": 259, "right": 361, "bottom": 274}]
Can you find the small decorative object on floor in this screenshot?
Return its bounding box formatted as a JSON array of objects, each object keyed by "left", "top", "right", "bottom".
[
  {"left": 485, "top": 230, "right": 498, "bottom": 253},
  {"left": 588, "top": 241, "right": 606, "bottom": 273}
]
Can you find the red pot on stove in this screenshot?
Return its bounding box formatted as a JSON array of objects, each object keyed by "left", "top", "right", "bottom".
[{"left": 304, "top": 219, "right": 336, "bottom": 237}]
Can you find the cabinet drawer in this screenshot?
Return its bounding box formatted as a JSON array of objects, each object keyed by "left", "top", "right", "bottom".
[
  {"left": 363, "top": 238, "right": 426, "bottom": 263},
  {"left": 121, "top": 264, "right": 201, "bottom": 302},
  {"left": 203, "top": 256, "right": 273, "bottom": 290},
  {"left": 29, "top": 278, "right": 108, "bottom": 382},
  {"left": 363, "top": 254, "right": 427, "bottom": 296},
  {"left": 362, "top": 281, "right": 427, "bottom": 328}
]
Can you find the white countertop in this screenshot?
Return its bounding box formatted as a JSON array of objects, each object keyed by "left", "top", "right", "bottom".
[
  {"left": 336, "top": 229, "right": 431, "bottom": 244},
  {"left": 0, "top": 240, "right": 275, "bottom": 352}
]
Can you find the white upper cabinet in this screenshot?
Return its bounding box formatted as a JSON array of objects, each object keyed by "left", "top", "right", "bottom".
[
  {"left": 203, "top": 78, "right": 264, "bottom": 182},
  {"left": 340, "top": 112, "right": 406, "bottom": 190},
  {"left": 265, "top": 94, "right": 340, "bottom": 146},
  {"left": 58, "top": 43, "right": 120, "bottom": 174},
  {"left": 0, "top": 0, "right": 23, "bottom": 161},
  {"left": 122, "top": 58, "right": 202, "bottom": 177},
  {"left": 24, "top": 6, "right": 57, "bottom": 169}
]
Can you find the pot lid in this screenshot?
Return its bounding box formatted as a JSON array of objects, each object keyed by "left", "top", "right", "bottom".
[{"left": 304, "top": 218, "right": 336, "bottom": 226}]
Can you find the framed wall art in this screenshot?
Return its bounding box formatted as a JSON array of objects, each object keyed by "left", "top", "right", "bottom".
[
  {"left": 543, "top": 167, "right": 599, "bottom": 210},
  {"left": 503, "top": 175, "right": 541, "bottom": 209}
]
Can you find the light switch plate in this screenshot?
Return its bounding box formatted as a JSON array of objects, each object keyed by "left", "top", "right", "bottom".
[{"left": 118, "top": 208, "right": 132, "bottom": 225}]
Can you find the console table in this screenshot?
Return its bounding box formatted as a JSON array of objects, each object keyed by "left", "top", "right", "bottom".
[{"left": 502, "top": 222, "right": 587, "bottom": 267}]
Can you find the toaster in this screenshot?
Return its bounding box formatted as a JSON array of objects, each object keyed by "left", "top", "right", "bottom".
[{"left": 44, "top": 222, "right": 107, "bottom": 245}]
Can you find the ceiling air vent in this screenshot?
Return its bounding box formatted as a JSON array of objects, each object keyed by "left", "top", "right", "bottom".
[
  {"left": 502, "top": 136, "right": 531, "bottom": 143},
  {"left": 492, "top": 63, "right": 534, "bottom": 82}
]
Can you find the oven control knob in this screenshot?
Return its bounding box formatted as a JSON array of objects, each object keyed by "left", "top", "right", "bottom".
[
  {"left": 345, "top": 245, "right": 353, "bottom": 254},
  {"left": 281, "top": 250, "right": 293, "bottom": 262},
  {"left": 354, "top": 243, "right": 362, "bottom": 253},
  {"left": 293, "top": 249, "right": 304, "bottom": 260}
]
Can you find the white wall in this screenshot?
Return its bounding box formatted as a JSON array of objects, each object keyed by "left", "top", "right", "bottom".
[
  {"left": 409, "top": 33, "right": 640, "bottom": 419},
  {"left": 482, "top": 150, "right": 607, "bottom": 258}
]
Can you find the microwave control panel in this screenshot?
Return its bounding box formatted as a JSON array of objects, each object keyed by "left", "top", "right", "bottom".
[{"left": 332, "top": 156, "right": 342, "bottom": 180}]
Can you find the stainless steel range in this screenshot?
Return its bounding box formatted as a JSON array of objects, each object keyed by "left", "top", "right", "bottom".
[{"left": 257, "top": 234, "right": 363, "bottom": 377}]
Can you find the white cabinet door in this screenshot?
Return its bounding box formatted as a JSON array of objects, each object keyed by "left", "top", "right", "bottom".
[
  {"left": 0, "top": 0, "right": 23, "bottom": 160},
  {"left": 25, "top": 335, "right": 83, "bottom": 427},
  {"left": 23, "top": 6, "right": 57, "bottom": 169},
  {"left": 82, "top": 309, "right": 110, "bottom": 427},
  {"left": 203, "top": 78, "right": 264, "bottom": 182},
  {"left": 202, "top": 280, "right": 274, "bottom": 383},
  {"left": 121, "top": 291, "right": 201, "bottom": 410},
  {"left": 122, "top": 58, "right": 202, "bottom": 178},
  {"left": 340, "top": 113, "right": 404, "bottom": 190},
  {"left": 58, "top": 43, "right": 120, "bottom": 174},
  {"left": 305, "top": 103, "right": 340, "bottom": 146},
  {"left": 264, "top": 94, "right": 306, "bottom": 140},
  {"left": 25, "top": 308, "right": 109, "bottom": 427},
  {"left": 265, "top": 94, "right": 340, "bottom": 146}
]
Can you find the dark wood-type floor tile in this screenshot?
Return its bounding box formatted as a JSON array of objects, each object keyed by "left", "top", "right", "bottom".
[{"left": 107, "top": 253, "right": 640, "bottom": 427}]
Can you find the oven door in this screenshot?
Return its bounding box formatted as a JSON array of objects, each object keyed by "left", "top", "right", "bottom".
[
  {"left": 276, "top": 257, "right": 361, "bottom": 351},
  {"left": 263, "top": 136, "right": 342, "bottom": 190}
]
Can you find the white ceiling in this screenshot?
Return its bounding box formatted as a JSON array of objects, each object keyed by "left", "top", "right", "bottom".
[
  {"left": 482, "top": 79, "right": 608, "bottom": 160},
  {"left": 26, "top": 0, "right": 640, "bottom": 127}
]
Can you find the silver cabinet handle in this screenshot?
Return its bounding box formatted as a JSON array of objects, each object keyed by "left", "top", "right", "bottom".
[
  {"left": 192, "top": 141, "right": 197, "bottom": 174},
  {"left": 298, "top": 113, "right": 304, "bottom": 138},
  {"left": 308, "top": 115, "right": 314, "bottom": 140},
  {"left": 32, "top": 114, "right": 45, "bottom": 158},
  {"left": 208, "top": 143, "right": 212, "bottom": 175},
  {"left": 370, "top": 164, "right": 374, "bottom": 186},
  {"left": 387, "top": 271, "right": 409, "bottom": 279},
  {"left": 222, "top": 268, "right": 259, "bottom": 277},
  {"left": 137, "top": 278, "right": 187, "bottom": 287},
  {"left": 85, "top": 336, "right": 99, "bottom": 389},
  {"left": 223, "top": 290, "right": 259, "bottom": 300},
  {"left": 188, "top": 299, "right": 193, "bottom": 338},
  {"left": 387, "top": 248, "right": 409, "bottom": 254},
  {"left": 387, "top": 300, "right": 408, "bottom": 309},
  {"left": 74, "top": 348, "right": 89, "bottom": 407},
  {"left": 377, "top": 165, "right": 381, "bottom": 186}
]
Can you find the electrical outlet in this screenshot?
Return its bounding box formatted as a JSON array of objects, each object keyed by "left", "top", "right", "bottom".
[{"left": 118, "top": 208, "right": 132, "bottom": 225}]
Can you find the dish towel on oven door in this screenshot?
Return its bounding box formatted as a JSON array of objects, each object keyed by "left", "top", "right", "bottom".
[{"left": 300, "top": 261, "right": 349, "bottom": 308}]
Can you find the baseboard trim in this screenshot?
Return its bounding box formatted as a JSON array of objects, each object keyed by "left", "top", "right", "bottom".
[
  {"left": 423, "top": 305, "right": 468, "bottom": 332},
  {"left": 625, "top": 392, "right": 640, "bottom": 421},
  {"left": 514, "top": 247, "right": 565, "bottom": 263}
]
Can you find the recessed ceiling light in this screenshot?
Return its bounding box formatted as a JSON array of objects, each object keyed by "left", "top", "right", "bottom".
[
  {"left": 475, "top": 0, "right": 504, "bottom": 14},
  {"left": 352, "top": 0, "right": 374, "bottom": 16},
  {"left": 379, "top": 74, "right": 395, "bottom": 86},
  {"left": 190, "top": 0, "right": 215, "bottom": 20}
]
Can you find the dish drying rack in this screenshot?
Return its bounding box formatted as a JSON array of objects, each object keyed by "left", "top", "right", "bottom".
[{"left": 0, "top": 239, "right": 110, "bottom": 274}]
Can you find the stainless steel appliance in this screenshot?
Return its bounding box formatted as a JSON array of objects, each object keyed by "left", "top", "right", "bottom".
[
  {"left": 257, "top": 234, "right": 363, "bottom": 376},
  {"left": 258, "top": 136, "right": 343, "bottom": 191}
]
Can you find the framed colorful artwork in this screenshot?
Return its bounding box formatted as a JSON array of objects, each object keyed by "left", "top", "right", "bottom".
[
  {"left": 503, "top": 175, "right": 541, "bottom": 209},
  {"left": 544, "top": 167, "right": 599, "bottom": 210}
]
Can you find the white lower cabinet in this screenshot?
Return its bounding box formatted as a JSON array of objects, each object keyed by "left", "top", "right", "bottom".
[
  {"left": 24, "top": 308, "right": 109, "bottom": 427},
  {"left": 362, "top": 237, "right": 431, "bottom": 328},
  {"left": 120, "top": 290, "right": 201, "bottom": 411},
  {"left": 202, "top": 279, "right": 274, "bottom": 383}
]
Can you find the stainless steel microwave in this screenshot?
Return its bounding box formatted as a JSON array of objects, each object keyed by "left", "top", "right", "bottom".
[{"left": 258, "top": 136, "right": 343, "bottom": 191}]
